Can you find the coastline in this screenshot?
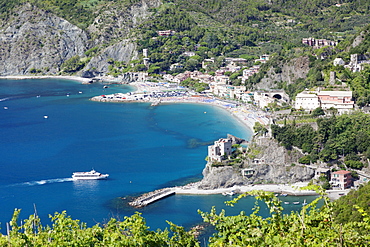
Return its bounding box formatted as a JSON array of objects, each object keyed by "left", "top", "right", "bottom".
[
  {"left": 129, "top": 181, "right": 347, "bottom": 207},
  {"left": 0, "top": 75, "right": 94, "bottom": 84},
  {"left": 174, "top": 181, "right": 348, "bottom": 200},
  {"left": 91, "top": 80, "right": 270, "bottom": 133},
  {"left": 2, "top": 76, "right": 346, "bottom": 201}
]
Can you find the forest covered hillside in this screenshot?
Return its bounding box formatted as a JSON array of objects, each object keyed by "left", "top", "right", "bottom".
[{"left": 0, "top": 0, "right": 368, "bottom": 80}]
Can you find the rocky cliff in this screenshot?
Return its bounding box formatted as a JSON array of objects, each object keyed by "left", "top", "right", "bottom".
[
  {"left": 0, "top": 0, "right": 161, "bottom": 76},
  {"left": 198, "top": 136, "right": 314, "bottom": 190},
  {"left": 0, "top": 3, "right": 89, "bottom": 75},
  {"left": 256, "top": 56, "right": 310, "bottom": 90}
]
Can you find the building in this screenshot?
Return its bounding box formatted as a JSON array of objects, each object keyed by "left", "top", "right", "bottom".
[
  {"left": 294, "top": 89, "right": 354, "bottom": 114},
  {"left": 330, "top": 170, "right": 353, "bottom": 190},
  {"left": 208, "top": 138, "right": 233, "bottom": 162},
  {"left": 183, "top": 51, "right": 196, "bottom": 57},
  {"left": 344, "top": 54, "right": 370, "bottom": 72},
  {"left": 295, "top": 91, "right": 320, "bottom": 110},
  {"left": 169, "top": 63, "right": 184, "bottom": 71},
  {"left": 317, "top": 91, "right": 354, "bottom": 114},
  {"left": 224, "top": 57, "right": 247, "bottom": 65},
  {"left": 333, "top": 58, "right": 345, "bottom": 66},
  {"left": 157, "top": 30, "right": 176, "bottom": 36},
  {"left": 254, "top": 54, "right": 270, "bottom": 64},
  {"left": 314, "top": 168, "right": 331, "bottom": 180},
  {"left": 302, "top": 38, "right": 337, "bottom": 49}
]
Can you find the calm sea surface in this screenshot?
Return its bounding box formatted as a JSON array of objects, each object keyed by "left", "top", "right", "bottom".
[{"left": 0, "top": 79, "right": 317, "bottom": 234}]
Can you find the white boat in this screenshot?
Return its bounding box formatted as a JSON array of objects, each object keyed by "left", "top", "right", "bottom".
[
  {"left": 72, "top": 169, "right": 109, "bottom": 180},
  {"left": 222, "top": 191, "right": 235, "bottom": 196}
]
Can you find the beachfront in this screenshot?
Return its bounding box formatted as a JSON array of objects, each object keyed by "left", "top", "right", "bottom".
[
  {"left": 129, "top": 181, "right": 348, "bottom": 207},
  {"left": 90, "top": 81, "right": 270, "bottom": 131},
  {"left": 175, "top": 181, "right": 349, "bottom": 200}
]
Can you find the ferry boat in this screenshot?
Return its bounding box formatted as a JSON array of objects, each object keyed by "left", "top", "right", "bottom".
[{"left": 72, "top": 169, "right": 109, "bottom": 180}]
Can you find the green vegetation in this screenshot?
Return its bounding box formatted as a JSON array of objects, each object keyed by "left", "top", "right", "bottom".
[
  {"left": 272, "top": 112, "right": 370, "bottom": 165},
  {"left": 333, "top": 182, "right": 370, "bottom": 224},
  {"left": 0, "top": 210, "right": 199, "bottom": 246},
  {"left": 61, "top": 56, "right": 90, "bottom": 73},
  {"left": 1, "top": 0, "right": 368, "bottom": 90},
  {"left": 180, "top": 78, "right": 209, "bottom": 92},
  {"left": 2, "top": 187, "right": 370, "bottom": 246}
]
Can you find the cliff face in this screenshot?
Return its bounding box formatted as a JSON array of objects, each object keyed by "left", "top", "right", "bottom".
[
  {"left": 256, "top": 56, "right": 310, "bottom": 90},
  {"left": 0, "top": 3, "right": 89, "bottom": 75},
  {"left": 198, "top": 137, "right": 314, "bottom": 189},
  {"left": 0, "top": 0, "right": 161, "bottom": 76}
]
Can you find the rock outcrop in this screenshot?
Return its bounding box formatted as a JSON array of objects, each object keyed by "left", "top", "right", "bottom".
[
  {"left": 198, "top": 137, "right": 314, "bottom": 189},
  {"left": 83, "top": 40, "right": 138, "bottom": 77},
  {"left": 256, "top": 56, "right": 310, "bottom": 90},
  {"left": 0, "top": 3, "right": 89, "bottom": 75},
  {"left": 0, "top": 0, "right": 161, "bottom": 76}
]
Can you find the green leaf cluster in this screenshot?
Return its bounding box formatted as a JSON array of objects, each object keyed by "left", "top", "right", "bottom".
[
  {"left": 0, "top": 210, "right": 199, "bottom": 246},
  {"left": 2, "top": 188, "right": 370, "bottom": 246},
  {"left": 199, "top": 188, "right": 370, "bottom": 246}
]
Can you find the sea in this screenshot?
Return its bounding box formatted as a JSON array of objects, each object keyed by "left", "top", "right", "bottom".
[{"left": 0, "top": 79, "right": 318, "bottom": 237}]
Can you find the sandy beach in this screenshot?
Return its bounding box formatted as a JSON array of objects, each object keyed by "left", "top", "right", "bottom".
[
  {"left": 91, "top": 80, "right": 270, "bottom": 132},
  {"left": 175, "top": 182, "right": 349, "bottom": 200}
]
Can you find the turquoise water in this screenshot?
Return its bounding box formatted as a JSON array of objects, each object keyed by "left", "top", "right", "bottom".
[{"left": 0, "top": 79, "right": 316, "bottom": 234}]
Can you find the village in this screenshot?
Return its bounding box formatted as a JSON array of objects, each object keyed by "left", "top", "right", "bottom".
[{"left": 91, "top": 36, "right": 370, "bottom": 207}]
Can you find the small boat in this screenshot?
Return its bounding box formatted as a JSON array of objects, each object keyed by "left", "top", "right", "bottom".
[
  {"left": 293, "top": 202, "right": 300, "bottom": 205},
  {"left": 302, "top": 199, "right": 308, "bottom": 206},
  {"left": 72, "top": 169, "right": 109, "bottom": 180},
  {"left": 284, "top": 201, "right": 290, "bottom": 205},
  {"left": 222, "top": 191, "right": 235, "bottom": 196},
  {"left": 281, "top": 194, "right": 288, "bottom": 197}
]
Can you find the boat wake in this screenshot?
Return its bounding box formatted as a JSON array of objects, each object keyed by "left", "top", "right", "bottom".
[
  {"left": 8, "top": 178, "right": 74, "bottom": 187},
  {"left": 0, "top": 97, "right": 9, "bottom": 102}
]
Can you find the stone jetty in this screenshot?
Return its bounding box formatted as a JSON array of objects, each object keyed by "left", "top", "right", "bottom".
[{"left": 129, "top": 188, "right": 176, "bottom": 208}]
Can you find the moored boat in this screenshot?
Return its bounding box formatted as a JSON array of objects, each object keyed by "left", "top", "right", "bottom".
[{"left": 72, "top": 169, "right": 109, "bottom": 180}]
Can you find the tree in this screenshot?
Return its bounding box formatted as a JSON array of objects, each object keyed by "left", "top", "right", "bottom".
[
  {"left": 253, "top": 122, "right": 268, "bottom": 136},
  {"left": 311, "top": 107, "right": 325, "bottom": 117}
]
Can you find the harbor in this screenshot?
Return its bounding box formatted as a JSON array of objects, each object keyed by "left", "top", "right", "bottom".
[{"left": 126, "top": 182, "right": 348, "bottom": 208}]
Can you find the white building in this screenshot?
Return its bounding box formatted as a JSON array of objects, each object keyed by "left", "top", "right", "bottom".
[
  {"left": 214, "top": 75, "right": 230, "bottom": 85},
  {"left": 208, "top": 138, "right": 233, "bottom": 162},
  {"left": 294, "top": 91, "right": 320, "bottom": 110},
  {"left": 253, "top": 92, "right": 276, "bottom": 108},
  {"left": 333, "top": 58, "right": 345, "bottom": 66},
  {"left": 294, "top": 90, "right": 354, "bottom": 114}
]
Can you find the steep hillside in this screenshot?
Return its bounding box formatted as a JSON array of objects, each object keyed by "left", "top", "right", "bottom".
[
  {"left": 0, "top": 0, "right": 368, "bottom": 78},
  {"left": 0, "top": 3, "right": 89, "bottom": 75},
  {"left": 0, "top": 0, "right": 160, "bottom": 76}
]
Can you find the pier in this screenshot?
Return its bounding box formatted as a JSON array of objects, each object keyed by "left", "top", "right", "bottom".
[{"left": 129, "top": 188, "right": 176, "bottom": 208}]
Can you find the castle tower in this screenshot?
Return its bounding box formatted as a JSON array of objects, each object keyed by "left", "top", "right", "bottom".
[{"left": 329, "top": 71, "right": 336, "bottom": 85}]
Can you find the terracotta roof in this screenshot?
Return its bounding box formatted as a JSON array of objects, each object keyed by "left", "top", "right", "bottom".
[{"left": 333, "top": 170, "right": 351, "bottom": 175}]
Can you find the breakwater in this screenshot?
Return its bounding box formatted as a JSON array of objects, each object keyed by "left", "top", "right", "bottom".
[{"left": 128, "top": 188, "right": 176, "bottom": 208}]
